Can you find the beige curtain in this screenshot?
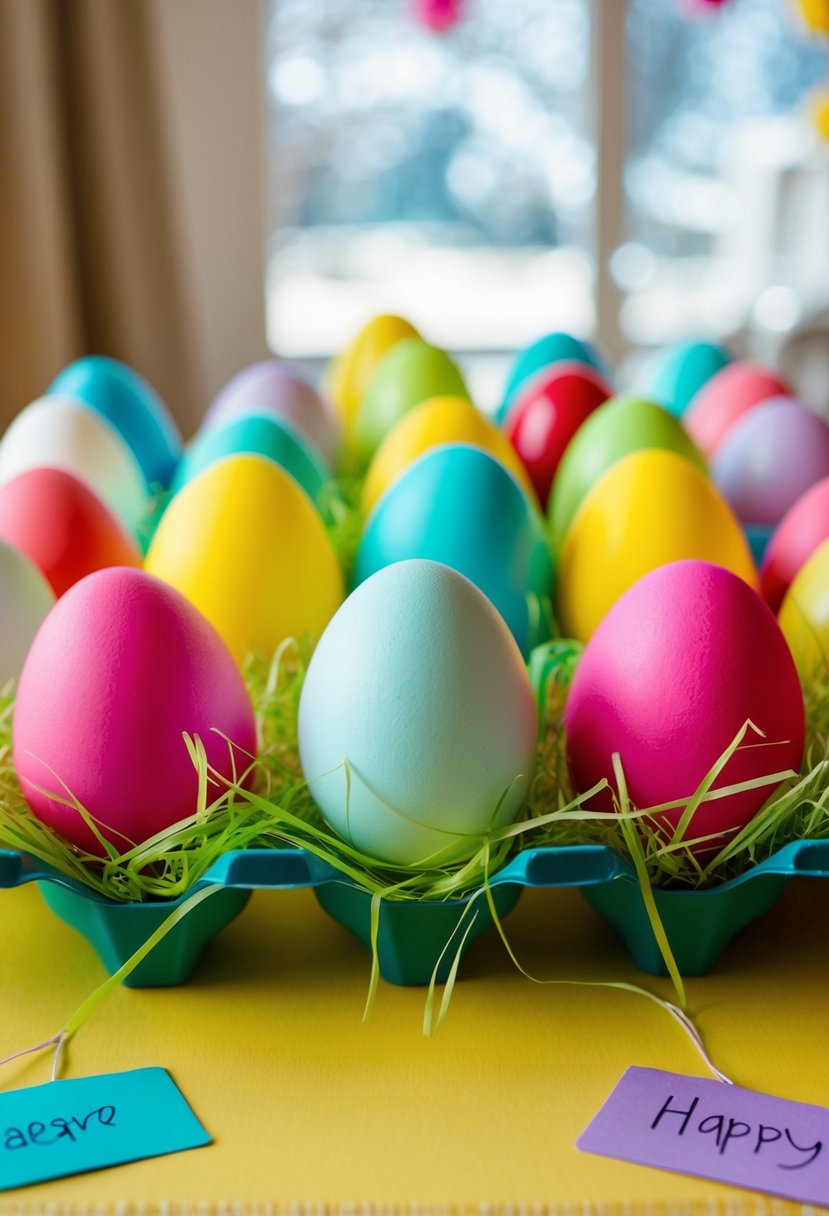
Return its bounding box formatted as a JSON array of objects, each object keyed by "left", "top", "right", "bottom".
[{"left": 0, "top": 0, "right": 266, "bottom": 434}]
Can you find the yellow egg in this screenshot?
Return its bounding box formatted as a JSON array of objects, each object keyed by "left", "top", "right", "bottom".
[
  {"left": 796, "top": 0, "right": 829, "bottom": 33},
  {"left": 557, "top": 448, "right": 756, "bottom": 642},
  {"left": 328, "top": 315, "right": 419, "bottom": 434},
  {"left": 811, "top": 86, "right": 829, "bottom": 142},
  {"left": 145, "top": 454, "right": 344, "bottom": 665},
  {"left": 778, "top": 537, "right": 829, "bottom": 681},
  {"left": 362, "top": 396, "right": 536, "bottom": 515}
]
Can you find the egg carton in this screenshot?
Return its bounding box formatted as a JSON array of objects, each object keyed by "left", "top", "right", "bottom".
[{"left": 2, "top": 839, "right": 829, "bottom": 989}]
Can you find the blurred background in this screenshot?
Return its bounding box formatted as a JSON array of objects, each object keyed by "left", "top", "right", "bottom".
[{"left": 1, "top": 0, "right": 828, "bottom": 429}]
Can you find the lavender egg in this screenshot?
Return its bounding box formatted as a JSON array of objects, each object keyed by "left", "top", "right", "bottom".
[
  {"left": 712, "top": 397, "right": 829, "bottom": 526},
  {"left": 203, "top": 361, "right": 339, "bottom": 466}
]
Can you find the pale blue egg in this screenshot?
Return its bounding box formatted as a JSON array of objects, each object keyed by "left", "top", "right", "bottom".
[
  {"left": 354, "top": 443, "right": 554, "bottom": 656},
  {"left": 297, "top": 559, "right": 537, "bottom": 866}
]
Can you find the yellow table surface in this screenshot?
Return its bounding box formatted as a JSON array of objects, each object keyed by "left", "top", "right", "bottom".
[{"left": 0, "top": 876, "right": 827, "bottom": 1214}]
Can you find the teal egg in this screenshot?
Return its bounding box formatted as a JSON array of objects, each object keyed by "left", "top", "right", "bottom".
[
  {"left": 498, "top": 333, "right": 607, "bottom": 424},
  {"left": 171, "top": 413, "right": 329, "bottom": 507},
  {"left": 644, "top": 340, "right": 730, "bottom": 417},
  {"left": 354, "top": 443, "right": 554, "bottom": 656},
  {"left": 49, "top": 356, "right": 182, "bottom": 489}
]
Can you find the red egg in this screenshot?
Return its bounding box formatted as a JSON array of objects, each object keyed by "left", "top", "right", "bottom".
[
  {"left": 684, "top": 362, "right": 789, "bottom": 459},
  {"left": 566, "top": 560, "right": 804, "bottom": 853},
  {"left": 14, "top": 568, "right": 257, "bottom": 853},
  {"left": 504, "top": 362, "right": 612, "bottom": 507},
  {"left": 0, "top": 467, "right": 141, "bottom": 596},
  {"left": 761, "top": 476, "right": 829, "bottom": 611}
]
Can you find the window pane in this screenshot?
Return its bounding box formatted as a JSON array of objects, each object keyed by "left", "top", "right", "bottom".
[
  {"left": 621, "top": 0, "right": 828, "bottom": 346},
  {"left": 265, "top": 0, "right": 593, "bottom": 357}
]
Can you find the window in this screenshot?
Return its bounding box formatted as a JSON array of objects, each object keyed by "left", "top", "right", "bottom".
[
  {"left": 265, "top": 0, "right": 829, "bottom": 363},
  {"left": 265, "top": 0, "right": 594, "bottom": 358}
]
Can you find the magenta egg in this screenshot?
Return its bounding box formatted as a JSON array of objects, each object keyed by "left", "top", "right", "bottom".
[
  {"left": 684, "top": 362, "right": 789, "bottom": 458},
  {"left": 565, "top": 560, "right": 803, "bottom": 852},
  {"left": 761, "top": 476, "right": 829, "bottom": 611},
  {"left": 711, "top": 397, "right": 829, "bottom": 527},
  {"left": 13, "top": 567, "right": 257, "bottom": 853},
  {"left": 203, "top": 360, "right": 339, "bottom": 465}
]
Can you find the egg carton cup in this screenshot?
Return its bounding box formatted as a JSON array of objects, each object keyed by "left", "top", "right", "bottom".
[
  {"left": 3, "top": 838, "right": 829, "bottom": 989},
  {"left": 743, "top": 523, "right": 774, "bottom": 566}
]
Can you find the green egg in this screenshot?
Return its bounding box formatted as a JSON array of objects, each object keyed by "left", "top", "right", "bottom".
[
  {"left": 353, "top": 338, "right": 470, "bottom": 459},
  {"left": 548, "top": 394, "right": 708, "bottom": 542}
]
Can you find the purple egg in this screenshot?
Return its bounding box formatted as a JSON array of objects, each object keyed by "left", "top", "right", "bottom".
[
  {"left": 711, "top": 396, "right": 829, "bottom": 526},
  {"left": 203, "top": 361, "right": 339, "bottom": 466}
]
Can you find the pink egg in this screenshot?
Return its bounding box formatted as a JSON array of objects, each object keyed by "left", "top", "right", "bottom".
[
  {"left": 566, "top": 560, "right": 803, "bottom": 852},
  {"left": 684, "top": 362, "right": 789, "bottom": 458},
  {"left": 761, "top": 476, "right": 829, "bottom": 611},
  {"left": 712, "top": 397, "right": 829, "bottom": 527},
  {"left": 14, "top": 567, "right": 257, "bottom": 853},
  {"left": 203, "top": 361, "right": 339, "bottom": 465}
]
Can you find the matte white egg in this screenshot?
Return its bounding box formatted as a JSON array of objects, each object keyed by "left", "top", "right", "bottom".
[
  {"left": 0, "top": 396, "right": 149, "bottom": 536},
  {"left": 0, "top": 540, "right": 55, "bottom": 685}
]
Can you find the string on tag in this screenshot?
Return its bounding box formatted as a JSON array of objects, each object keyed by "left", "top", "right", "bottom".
[{"left": 0, "top": 884, "right": 222, "bottom": 1084}]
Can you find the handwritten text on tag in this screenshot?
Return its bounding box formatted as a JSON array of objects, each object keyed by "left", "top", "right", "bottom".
[{"left": 578, "top": 1066, "right": 829, "bottom": 1204}]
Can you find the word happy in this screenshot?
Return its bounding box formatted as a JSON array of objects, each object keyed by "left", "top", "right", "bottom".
[{"left": 652, "top": 1093, "right": 821, "bottom": 1170}]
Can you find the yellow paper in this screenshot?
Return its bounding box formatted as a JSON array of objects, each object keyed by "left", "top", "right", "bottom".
[{"left": 1, "top": 881, "right": 827, "bottom": 1211}]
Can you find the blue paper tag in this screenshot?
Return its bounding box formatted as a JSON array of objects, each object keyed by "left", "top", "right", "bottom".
[{"left": 0, "top": 1067, "right": 210, "bottom": 1191}]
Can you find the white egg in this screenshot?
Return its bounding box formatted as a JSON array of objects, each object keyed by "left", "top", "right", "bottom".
[
  {"left": 0, "top": 396, "right": 149, "bottom": 536},
  {"left": 0, "top": 541, "right": 55, "bottom": 685},
  {"left": 298, "top": 559, "right": 537, "bottom": 866}
]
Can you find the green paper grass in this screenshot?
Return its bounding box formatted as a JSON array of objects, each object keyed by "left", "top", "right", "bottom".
[{"left": 528, "top": 644, "right": 829, "bottom": 889}]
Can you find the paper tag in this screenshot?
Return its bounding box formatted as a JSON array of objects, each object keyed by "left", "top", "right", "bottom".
[
  {"left": 0, "top": 1067, "right": 210, "bottom": 1191},
  {"left": 578, "top": 1066, "right": 829, "bottom": 1205}
]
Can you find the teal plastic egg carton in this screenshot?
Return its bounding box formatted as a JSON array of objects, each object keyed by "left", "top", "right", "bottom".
[{"left": 3, "top": 839, "right": 829, "bottom": 989}]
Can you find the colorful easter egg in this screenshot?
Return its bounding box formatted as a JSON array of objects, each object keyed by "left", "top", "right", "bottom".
[
  {"left": 171, "top": 413, "right": 329, "bottom": 508},
  {"left": 49, "top": 356, "right": 182, "bottom": 489},
  {"left": 204, "top": 361, "right": 339, "bottom": 466},
  {"left": 328, "top": 314, "right": 419, "bottom": 434},
  {"left": 0, "top": 468, "right": 141, "bottom": 596},
  {"left": 363, "top": 395, "right": 535, "bottom": 514},
  {"left": 549, "top": 394, "right": 707, "bottom": 542},
  {"left": 557, "top": 449, "right": 756, "bottom": 642},
  {"left": 643, "top": 339, "right": 730, "bottom": 417},
  {"left": 566, "top": 560, "right": 804, "bottom": 851},
  {"left": 712, "top": 397, "right": 829, "bottom": 526},
  {"left": 0, "top": 397, "right": 149, "bottom": 536},
  {"left": 760, "top": 477, "right": 829, "bottom": 611},
  {"left": 13, "top": 568, "right": 256, "bottom": 853},
  {"left": 0, "top": 541, "right": 55, "bottom": 685},
  {"left": 684, "top": 362, "right": 790, "bottom": 458},
  {"left": 504, "top": 362, "right": 612, "bottom": 508},
  {"left": 355, "top": 444, "right": 553, "bottom": 656},
  {"left": 298, "top": 559, "right": 537, "bottom": 865},
  {"left": 353, "top": 338, "right": 469, "bottom": 458},
  {"left": 145, "top": 454, "right": 343, "bottom": 665},
  {"left": 779, "top": 537, "right": 829, "bottom": 681},
  {"left": 796, "top": 0, "right": 829, "bottom": 33},
  {"left": 497, "top": 332, "right": 607, "bottom": 424}
]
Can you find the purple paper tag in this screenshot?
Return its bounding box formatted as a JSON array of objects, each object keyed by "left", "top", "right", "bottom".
[{"left": 578, "top": 1067, "right": 829, "bottom": 1205}]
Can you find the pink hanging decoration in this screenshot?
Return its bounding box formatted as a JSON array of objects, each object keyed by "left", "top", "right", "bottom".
[{"left": 413, "top": 0, "right": 466, "bottom": 33}]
